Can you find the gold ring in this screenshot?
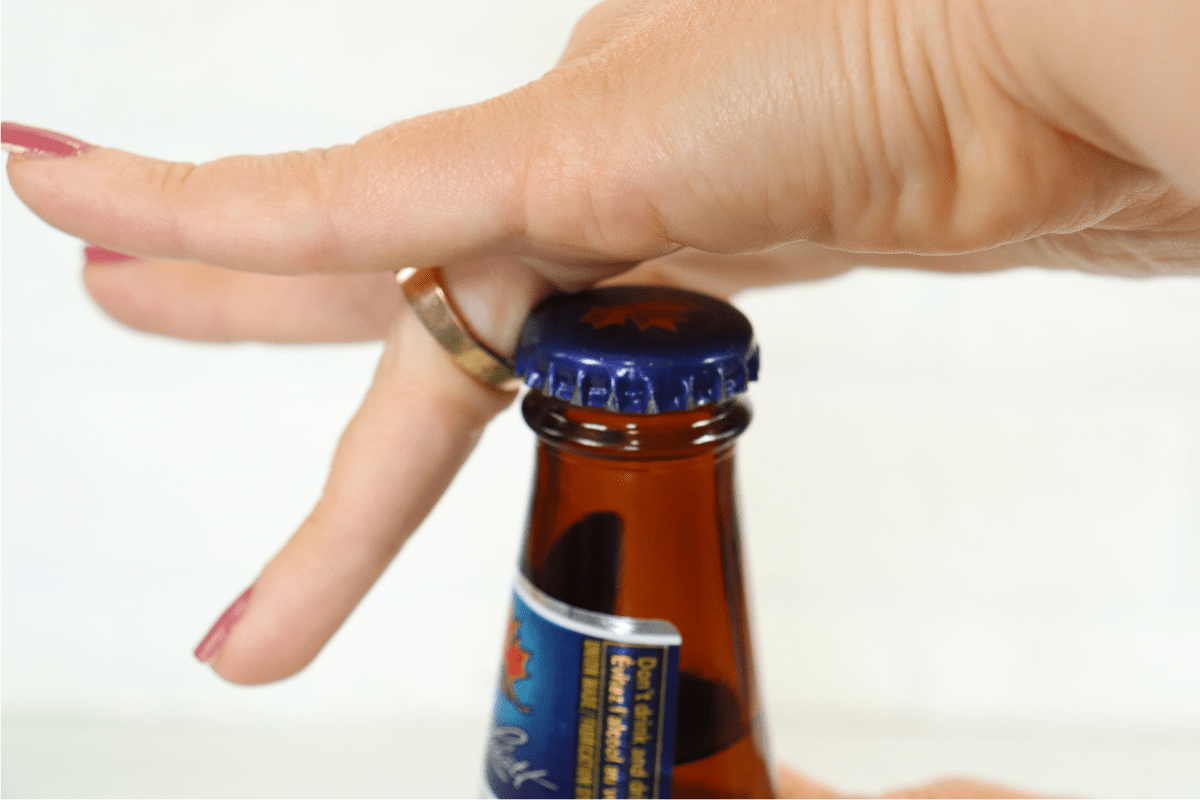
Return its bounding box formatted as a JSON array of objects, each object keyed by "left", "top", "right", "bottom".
[{"left": 396, "top": 267, "right": 522, "bottom": 392}]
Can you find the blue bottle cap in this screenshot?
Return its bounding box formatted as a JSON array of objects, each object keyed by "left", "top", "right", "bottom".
[{"left": 515, "top": 286, "right": 759, "bottom": 414}]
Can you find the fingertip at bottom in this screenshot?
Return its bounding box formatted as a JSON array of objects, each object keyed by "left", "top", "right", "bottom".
[
  {"left": 84, "top": 245, "right": 137, "bottom": 264},
  {"left": 194, "top": 585, "right": 254, "bottom": 663}
]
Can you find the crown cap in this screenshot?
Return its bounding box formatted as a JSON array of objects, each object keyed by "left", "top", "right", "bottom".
[{"left": 515, "top": 286, "right": 759, "bottom": 414}]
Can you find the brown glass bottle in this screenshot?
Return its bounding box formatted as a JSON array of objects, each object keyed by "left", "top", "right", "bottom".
[{"left": 518, "top": 390, "right": 775, "bottom": 798}]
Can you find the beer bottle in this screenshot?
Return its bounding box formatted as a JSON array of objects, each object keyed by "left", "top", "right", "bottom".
[{"left": 485, "top": 286, "right": 774, "bottom": 799}]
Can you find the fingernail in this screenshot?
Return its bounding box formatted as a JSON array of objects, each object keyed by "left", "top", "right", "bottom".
[
  {"left": 194, "top": 586, "right": 253, "bottom": 663},
  {"left": 2, "top": 121, "right": 92, "bottom": 158},
  {"left": 84, "top": 245, "right": 137, "bottom": 264}
]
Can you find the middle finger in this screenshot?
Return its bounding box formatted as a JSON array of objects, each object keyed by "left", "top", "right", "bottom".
[{"left": 83, "top": 253, "right": 403, "bottom": 343}]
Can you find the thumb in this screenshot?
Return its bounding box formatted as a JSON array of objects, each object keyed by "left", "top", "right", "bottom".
[{"left": 4, "top": 87, "right": 633, "bottom": 278}]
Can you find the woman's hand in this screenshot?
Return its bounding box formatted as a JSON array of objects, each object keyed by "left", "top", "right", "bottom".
[
  {"left": 776, "top": 764, "right": 1047, "bottom": 798},
  {"left": 5, "top": 0, "right": 1199, "bottom": 685}
]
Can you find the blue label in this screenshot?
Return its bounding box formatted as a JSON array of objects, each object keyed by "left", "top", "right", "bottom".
[{"left": 485, "top": 576, "right": 681, "bottom": 799}]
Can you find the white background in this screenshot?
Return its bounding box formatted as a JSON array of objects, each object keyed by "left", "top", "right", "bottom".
[{"left": 3, "top": 1, "right": 1199, "bottom": 797}]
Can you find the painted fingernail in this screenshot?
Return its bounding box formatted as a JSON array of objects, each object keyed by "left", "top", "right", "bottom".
[
  {"left": 84, "top": 245, "right": 136, "bottom": 264},
  {"left": 194, "top": 586, "right": 253, "bottom": 663},
  {"left": 2, "top": 122, "right": 92, "bottom": 157}
]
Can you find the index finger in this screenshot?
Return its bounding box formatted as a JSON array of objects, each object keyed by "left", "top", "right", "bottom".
[{"left": 4, "top": 107, "right": 531, "bottom": 276}]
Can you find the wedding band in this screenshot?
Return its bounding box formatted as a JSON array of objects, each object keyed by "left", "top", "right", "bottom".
[{"left": 396, "top": 266, "right": 522, "bottom": 392}]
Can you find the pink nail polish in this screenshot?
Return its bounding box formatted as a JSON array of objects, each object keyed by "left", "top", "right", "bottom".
[
  {"left": 2, "top": 121, "right": 91, "bottom": 157},
  {"left": 194, "top": 586, "right": 253, "bottom": 663},
  {"left": 83, "top": 245, "right": 136, "bottom": 264}
]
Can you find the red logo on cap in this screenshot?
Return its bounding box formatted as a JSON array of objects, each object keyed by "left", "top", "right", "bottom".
[{"left": 580, "top": 299, "right": 700, "bottom": 331}]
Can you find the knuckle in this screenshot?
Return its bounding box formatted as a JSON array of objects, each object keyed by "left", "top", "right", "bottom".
[
  {"left": 155, "top": 159, "right": 199, "bottom": 200},
  {"left": 277, "top": 146, "right": 353, "bottom": 271},
  {"left": 515, "top": 72, "right": 674, "bottom": 262},
  {"left": 161, "top": 147, "right": 350, "bottom": 272}
]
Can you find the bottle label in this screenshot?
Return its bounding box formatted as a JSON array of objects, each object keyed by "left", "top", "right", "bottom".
[{"left": 484, "top": 574, "right": 681, "bottom": 799}]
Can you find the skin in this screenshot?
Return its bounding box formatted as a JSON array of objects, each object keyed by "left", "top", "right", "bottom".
[{"left": 6, "top": 0, "right": 1199, "bottom": 794}]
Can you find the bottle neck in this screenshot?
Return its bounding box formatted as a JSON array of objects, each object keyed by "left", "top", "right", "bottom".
[
  {"left": 518, "top": 391, "right": 752, "bottom": 617},
  {"left": 517, "top": 389, "right": 771, "bottom": 784},
  {"left": 520, "top": 391, "right": 751, "bottom": 460}
]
